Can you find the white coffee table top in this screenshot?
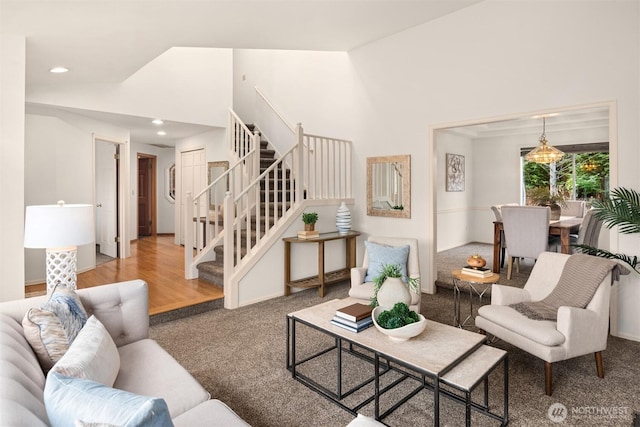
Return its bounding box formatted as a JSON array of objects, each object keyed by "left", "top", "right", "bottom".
[{"left": 289, "top": 298, "right": 487, "bottom": 376}]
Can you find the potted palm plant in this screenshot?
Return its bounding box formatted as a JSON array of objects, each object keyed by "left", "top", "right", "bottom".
[{"left": 574, "top": 187, "right": 640, "bottom": 274}]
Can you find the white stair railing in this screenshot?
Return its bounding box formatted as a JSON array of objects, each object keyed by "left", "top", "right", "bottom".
[{"left": 185, "top": 98, "right": 353, "bottom": 309}]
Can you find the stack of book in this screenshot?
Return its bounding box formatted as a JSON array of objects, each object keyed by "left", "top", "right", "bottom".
[
  {"left": 297, "top": 230, "right": 319, "bottom": 239},
  {"left": 461, "top": 265, "right": 494, "bottom": 278},
  {"left": 331, "top": 303, "right": 373, "bottom": 333}
]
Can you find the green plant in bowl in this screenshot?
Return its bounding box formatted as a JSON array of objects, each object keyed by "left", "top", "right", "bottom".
[{"left": 375, "top": 302, "right": 419, "bottom": 329}]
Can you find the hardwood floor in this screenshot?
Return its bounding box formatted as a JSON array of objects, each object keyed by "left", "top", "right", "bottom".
[{"left": 26, "top": 235, "right": 224, "bottom": 315}]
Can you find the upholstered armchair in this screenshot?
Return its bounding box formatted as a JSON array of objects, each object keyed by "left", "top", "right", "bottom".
[
  {"left": 349, "top": 236, "right": 421, "bottom": 312},
  {"left": 475, "top": 251, "right": 613, "bottom": 396}
]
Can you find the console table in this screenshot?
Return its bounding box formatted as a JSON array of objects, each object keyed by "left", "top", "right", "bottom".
[{"left": 283, "top": 230, "right": 361, "bottom": 297}]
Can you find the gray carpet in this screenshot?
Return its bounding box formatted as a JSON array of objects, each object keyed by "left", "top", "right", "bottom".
[{"left": 150, "top": 279, "right": 640, "bottom": 426}]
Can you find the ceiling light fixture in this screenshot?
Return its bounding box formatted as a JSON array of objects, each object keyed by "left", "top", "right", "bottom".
[
  {"left": 525, "top": 117, "right": 564, "bottom": 164},
  {"left": 152, "top": 119, "right": 164, "bottom": 125},
  {"left": 157, "top": 131, "right": 166, "bottom": 136},
  {"left": 49, "top": 67, "right": 69, "bottom": 73}
]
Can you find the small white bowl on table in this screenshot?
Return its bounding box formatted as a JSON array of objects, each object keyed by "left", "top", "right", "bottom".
[{"left": 372, "top": 306, "right": 427, "bottom": 342}]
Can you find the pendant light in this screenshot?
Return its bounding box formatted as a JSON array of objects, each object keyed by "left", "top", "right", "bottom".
[{"left": 525, "top": 117, "right": 564, "bottom": 164}]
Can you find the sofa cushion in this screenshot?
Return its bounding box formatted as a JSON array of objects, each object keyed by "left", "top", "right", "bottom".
[
  {"left": 172, "top": 399, "right": 250, "bottom": 427},
  {"left": 364, "top": 241, "right": 410, "bottom": 282},
  {"left": 114, "top": 339, "right": 210, "bottom": 418},
  {"left": 22, "top": 287, "right": 88, "bottom": 372},
  {"left": 51, "top": 315, "right": 120, "bottom": 387},
  {"left": 44, "top": 371, "right": 174, "bottom": 427},
  {"left": 477, "top": 305, "right": 566, "bottom": 346}
]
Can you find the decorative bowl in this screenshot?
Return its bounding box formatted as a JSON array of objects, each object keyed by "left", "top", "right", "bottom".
[
  {"left": 372, "top": 306, "right": 427, "bottom": 342},
  {"left": 466, "top": 254, "right": 486, "bottom": 268}
]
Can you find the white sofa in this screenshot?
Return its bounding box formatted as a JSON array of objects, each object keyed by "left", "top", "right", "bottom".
[{"left": 0, "top": 280, "right": 249, "bottom": 426}]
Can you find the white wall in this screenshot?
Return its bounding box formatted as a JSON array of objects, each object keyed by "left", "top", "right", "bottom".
[
  {"left": 27, "top": 47, "right": 233, "bottom": 127},
  {"left": 0, "top": 35, "right": 26, "bottom": 302},
  {"left": 24, "top": 110, "right": 130, "bottom": 284}
]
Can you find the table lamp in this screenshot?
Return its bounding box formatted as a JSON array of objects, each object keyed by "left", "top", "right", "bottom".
[{"left": 24, "top": 201, "right": 95, "bottom": 294}]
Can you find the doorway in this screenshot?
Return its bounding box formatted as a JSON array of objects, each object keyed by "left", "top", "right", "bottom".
[
  {"left": 95, "top": 139, "right": 120, "bottom": 258},
  {"left": 428, "top": 101, "right": 617, "bottom": 293},
  {"left": 137, "top": 154, "right": 157, "bottom": 238}
]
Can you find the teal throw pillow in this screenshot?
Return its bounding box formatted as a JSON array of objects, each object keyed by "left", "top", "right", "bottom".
[
  {"left": 364, "top": 241, "right": 410, "bottom": 283},
  {"left": 44, "top": 372, "right": 174, "bottom": 427}
]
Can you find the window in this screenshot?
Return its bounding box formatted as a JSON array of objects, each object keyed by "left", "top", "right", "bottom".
[{"left": 522, "top": 143, "right": 609, "bottom": 202}]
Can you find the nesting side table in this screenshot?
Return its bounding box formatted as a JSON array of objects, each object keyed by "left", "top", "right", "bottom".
[{"left": 451, "top": 270, "right": 500, "bottom": 329}]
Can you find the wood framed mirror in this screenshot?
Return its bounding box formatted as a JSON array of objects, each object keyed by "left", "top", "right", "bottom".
[
  {"left": 208, "top": 161, "right": 229, "bottom": 210},
  {"left": 367, "top": 155, "right": 411, "bottom": 218}
]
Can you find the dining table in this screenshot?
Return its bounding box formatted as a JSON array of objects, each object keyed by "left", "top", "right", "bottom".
[{"left": 492, "top": 216, "right": 583, "bottom": 273}]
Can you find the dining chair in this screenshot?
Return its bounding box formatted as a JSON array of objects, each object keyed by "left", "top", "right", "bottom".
[
  {"left": 549, "top": 208, "right": 604, "bottom": 253},
  {"left": 501, "top": 205, "right": 550, "bottom": 279},
  {"left": 490, "top": 203, "right": 518, "bottom": 269},
  {"left": 561, "top": 200, "right": 586, "bottom": 218}
]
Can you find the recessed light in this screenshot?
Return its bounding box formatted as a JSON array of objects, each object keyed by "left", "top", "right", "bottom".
[
  {"left": 49, "top": 67, "right": 69, "bottom": 73},
  {"left": 152, "top": 119, "right": 164, "bottom": 125},
  {"left": 157, "top": 131, "right": 167, "bottom": 136}
]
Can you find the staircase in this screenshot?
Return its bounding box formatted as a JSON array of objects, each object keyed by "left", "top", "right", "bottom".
[
  {"left": 184, "top": 88, "right": 353, "bottom": 309},
  {"left": 196, "top": 129, "right": 286, "bottom": 287}
]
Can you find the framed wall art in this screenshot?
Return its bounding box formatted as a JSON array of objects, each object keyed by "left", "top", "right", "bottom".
[{"left": 446, "top": 153, "right": 465, "bottom": 192}]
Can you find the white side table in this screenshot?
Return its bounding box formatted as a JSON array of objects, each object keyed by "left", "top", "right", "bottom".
[{"left": 452, "top": 270, "right": 500, "bottom": 329}]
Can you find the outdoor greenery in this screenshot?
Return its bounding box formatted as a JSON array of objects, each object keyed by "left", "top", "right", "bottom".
[
  {"left": 524, "top": 152, "right": 609, "bottom": 201},
  {"left": 574, "top": 187, "right": 640, "bottom": 274}
]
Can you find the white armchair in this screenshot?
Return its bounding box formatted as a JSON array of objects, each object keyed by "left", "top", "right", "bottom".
[
  {"left": 475, "top": 251, "right": 612, "bottom": 396},
  {"left": 349, "top": 236, "right": 421, "bottom": 312}
]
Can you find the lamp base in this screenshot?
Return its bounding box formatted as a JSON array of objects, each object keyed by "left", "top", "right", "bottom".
[{"left": 45, "top": 247, "right": 78, "bottom": 294}]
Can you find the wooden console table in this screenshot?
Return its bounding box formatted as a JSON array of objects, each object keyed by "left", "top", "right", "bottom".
[{"left": 283, "top": 230, "right": 361, "bottom": 297}]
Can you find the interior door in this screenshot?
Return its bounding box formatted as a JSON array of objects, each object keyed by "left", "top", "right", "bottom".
[
  {"left": 138, "top": 157, "right": 152, "bottom": 236},
  {"left": 95, "top": 140, "right": 118, "bottom": 258},
  {"left": 180, "top": 149, "right": 206, "bottom": 245}
]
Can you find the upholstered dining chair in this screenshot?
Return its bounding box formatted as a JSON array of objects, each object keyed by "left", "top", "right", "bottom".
[
  {"left": 561, "top": 200, "right": 586, "bottom": 218},
  {"left": 475, "top": 251, "right": 616, "bottom": 396},
  {"left": 349, "top": 236, "right": 421, "bottom": 312},
  {"left": 490, "top": 203, "right": 518, "bottom": 269},
  {"left": 500, "top": 205, "right": 550, "bottom": 279},
  {"left": 550, "top": 208, "right": 604, "bottom": 253}
]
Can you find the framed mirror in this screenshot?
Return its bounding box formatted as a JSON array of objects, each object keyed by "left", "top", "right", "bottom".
[
  {"left": 367, "top": 155, "right": 410, "bottom": 218},
  {"left": 208, "top": 161, "right": 229, "bottom": 210}
]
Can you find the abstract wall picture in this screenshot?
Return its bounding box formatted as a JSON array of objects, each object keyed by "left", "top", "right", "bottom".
[{"left": 446, "top": 153, "right": 465, "bottom": 192}]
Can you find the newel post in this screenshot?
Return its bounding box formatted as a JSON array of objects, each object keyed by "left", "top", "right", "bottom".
[
  {"left": 184, "top": 192, "right": 196, "bottom": 279},
  {"left": 252, "top": 129, "right": 261, "bottom": 181},
  {"left": 223, "top": 191, "right": 238, "bottom": 308},
  {"left": 295, "top": 122, "right": 304, "bottom": 205}
]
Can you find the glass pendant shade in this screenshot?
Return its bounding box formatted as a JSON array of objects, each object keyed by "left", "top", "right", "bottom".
[{"left": 525, "top": 118, "right": 564, "bottom": 164}]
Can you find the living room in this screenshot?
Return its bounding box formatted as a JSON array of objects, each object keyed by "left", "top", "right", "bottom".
[{"left": 1, "top": 0, "right": 640, "bottom": 425}]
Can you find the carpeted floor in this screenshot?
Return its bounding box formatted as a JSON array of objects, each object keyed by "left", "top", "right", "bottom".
[{"left": 150, "top": 278, "right": 640, "bottom": 427}]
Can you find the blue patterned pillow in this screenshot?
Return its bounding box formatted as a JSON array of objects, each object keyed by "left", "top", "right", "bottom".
[
  {"left": 22, "top": 286, "right": 88, "bottom": 372},
  {"left": 45, "top": 372, "right": 174, "bottom": 427},
  {"left": 364, "top": 241, "right": 410, "bottom": 283}
]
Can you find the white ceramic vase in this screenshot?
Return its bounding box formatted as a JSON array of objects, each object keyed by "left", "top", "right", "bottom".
[
  {"left": 336, "top": 202, "right": 351, "bottom": 234},
  {"left": 376, "top": 277, "right": 411, "bottom": 308}
]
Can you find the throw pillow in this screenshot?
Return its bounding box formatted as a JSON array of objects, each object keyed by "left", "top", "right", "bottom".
[
  {"left": 44, "top": 372, "right": 174, "bottom": 427},
  {"left": 51, "top": 315, "right": 120, "bottom": 387},
  {"left": 22, "top": 286, "right": 89, "bottom": 372},
  {"left": 364, "top": 241, "right": 410, "bottom": 283}
]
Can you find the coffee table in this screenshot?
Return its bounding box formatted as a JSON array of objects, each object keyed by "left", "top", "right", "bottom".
[{"left": 286, "top": 298, "right": 508, "bottom": 426}]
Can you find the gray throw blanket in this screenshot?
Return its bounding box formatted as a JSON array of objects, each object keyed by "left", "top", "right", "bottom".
[{"left": 511, "top": 254, "right": 628, "bottom": 321}]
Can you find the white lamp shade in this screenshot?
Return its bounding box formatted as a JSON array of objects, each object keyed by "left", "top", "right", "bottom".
[{"left": 24, "top": 202, "right": 95, "bottom": 249}]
